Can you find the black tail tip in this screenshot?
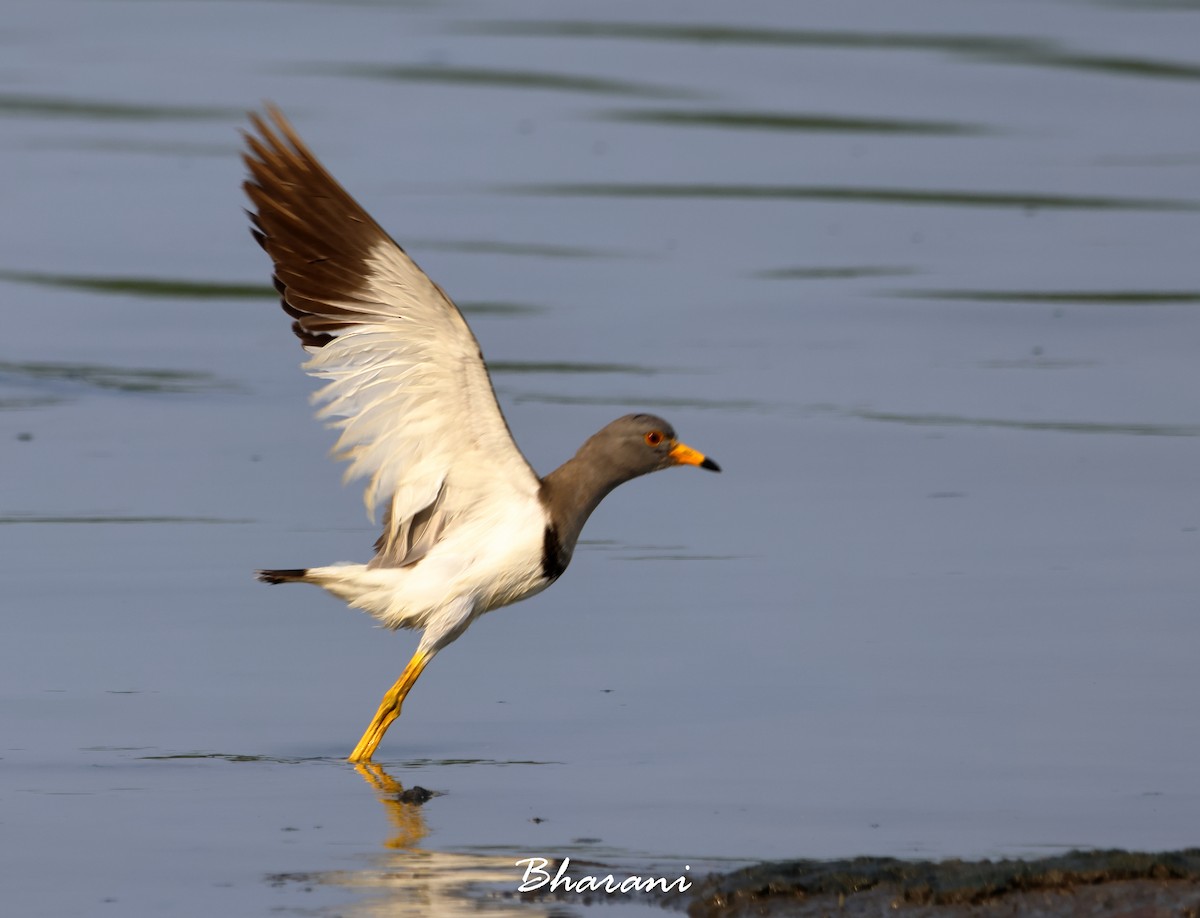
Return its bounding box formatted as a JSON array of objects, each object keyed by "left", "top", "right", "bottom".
[{"left": 257, "top": 568, "right": 309, "bottom": 584}]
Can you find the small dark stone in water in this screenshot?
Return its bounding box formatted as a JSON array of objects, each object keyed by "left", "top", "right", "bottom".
[
  {"left": 16, "top": 432, "right": 32, "bottom": 441},
  {"left": 531, "top": 816, "right": 545, "bottom": 824},
  {"left": 394, "top": 785, "right": 434, "bottom": 805},
  {"left": 266, "top": 872, "right": 318, "bottom": 889}
]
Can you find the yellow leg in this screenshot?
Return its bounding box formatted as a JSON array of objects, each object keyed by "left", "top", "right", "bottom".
[{"left": 348, "top": 649, "right": 431, "bottom": 762}]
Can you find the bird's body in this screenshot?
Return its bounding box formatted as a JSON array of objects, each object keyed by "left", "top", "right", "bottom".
[
  {"left": 264, "top": 486, "right": 551, "bottom": 635},
  {"left": 243, "top": 106, "right": 718, "bottom": 762}
]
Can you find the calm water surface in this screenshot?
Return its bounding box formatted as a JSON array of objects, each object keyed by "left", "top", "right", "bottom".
[{"left": 3, "top": 0, "right": 1199, "bottom": 915}]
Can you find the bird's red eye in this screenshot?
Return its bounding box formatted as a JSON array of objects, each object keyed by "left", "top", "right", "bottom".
[{"left": 645, "top": 430, "right": 663, "bottom": 447}]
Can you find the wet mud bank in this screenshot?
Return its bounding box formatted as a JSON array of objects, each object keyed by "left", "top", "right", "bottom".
[{"left": 684, "top": 848, "right": 1200, "bottom": 917}]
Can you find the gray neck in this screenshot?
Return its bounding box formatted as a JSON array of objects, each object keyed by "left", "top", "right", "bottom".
[{"left": 539, "top": 450, "right": 631, "bottom": 561}]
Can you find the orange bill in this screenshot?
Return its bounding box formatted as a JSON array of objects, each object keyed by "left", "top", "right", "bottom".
[{"left": 669, "top": 441, "right": 721, "bottom": 472}]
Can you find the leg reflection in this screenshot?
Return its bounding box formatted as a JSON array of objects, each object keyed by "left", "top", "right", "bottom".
[{"left": 354, "top": 762, "right": 436, "bottom": 850}]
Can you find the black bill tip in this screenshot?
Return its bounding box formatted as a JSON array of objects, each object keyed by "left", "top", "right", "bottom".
[{"left": 700, "top": 456, "right": 721, "bottom": 472}]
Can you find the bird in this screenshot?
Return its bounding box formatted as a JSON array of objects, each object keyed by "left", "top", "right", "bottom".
[{"left": 242, "top": 105, "right": 720, "bottom": 762}]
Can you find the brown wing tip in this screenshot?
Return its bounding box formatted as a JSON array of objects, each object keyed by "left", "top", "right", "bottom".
[
  {"left": 242, "top": 103, "right": 379, "bottom": 350},
  {"left": 257, "top": 568, "right": 309, "bottom": 584}
]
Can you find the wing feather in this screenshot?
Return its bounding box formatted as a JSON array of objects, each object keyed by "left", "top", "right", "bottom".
[{"left": 243, "top": 105, "right": 542, "bottom": 565}]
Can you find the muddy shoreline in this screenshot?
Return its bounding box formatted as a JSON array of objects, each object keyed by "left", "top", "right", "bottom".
[{"left": 683, "top": 848, "right": 1200, "bottom": 917}]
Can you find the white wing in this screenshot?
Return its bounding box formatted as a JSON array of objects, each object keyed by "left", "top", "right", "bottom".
[{"left": 243, "top": 106, "right": 542, "bottom": 566}]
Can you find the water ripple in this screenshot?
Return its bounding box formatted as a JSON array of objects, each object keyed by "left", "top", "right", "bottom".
[
  {"left": 0, "top": 270, "right": 274, "bottom": 300},
  {"left": 854, "top": 410, "right": 1200, "bottom": 437},
  {"left": 0, "top": 360, "right": 234, "bottom": 395},
  {"left": 600, "top": 108, "right": 990, "bottom": 136},
  {"left": 890, "top": 288, "right": 1200, "bottom": 305},
  {"left": 461, "top": 21, "right": 1200, "bottom": 82},
  {"left": 293, "top": 62, "right": 700, "bottom": 99},
  {"left": 501, "top": 183, "right": 1198, "bottom": 211},
  {"left": 0, "top": 514, "right": 252, "bottom": 525},
  {"left": 0, "top": 94, "right": 242, "bottom": 121}
]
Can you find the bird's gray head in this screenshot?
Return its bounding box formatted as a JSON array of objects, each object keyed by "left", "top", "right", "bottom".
[
  {"left": 539, "top": 413, "right": 720, "bottom": 560},
  {"left": 581, "top": 413, "right": 721, "bottom": 480}
]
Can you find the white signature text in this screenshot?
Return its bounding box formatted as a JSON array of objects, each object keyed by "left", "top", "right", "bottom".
[{"left": 516, "top": 856, "right": 692, "bottom": 894}]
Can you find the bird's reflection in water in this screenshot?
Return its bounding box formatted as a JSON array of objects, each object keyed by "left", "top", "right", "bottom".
[
  {"left": 353, "top": 762, "right": 433, "bottom": 850},
  {"left": 330, "top": 763, "right": 541, "bottom": 917},
  {"left": 282, "top": 764, "right": 684, "bottom": 915}
]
